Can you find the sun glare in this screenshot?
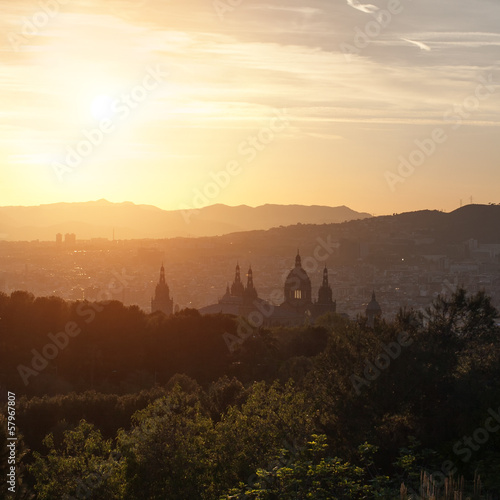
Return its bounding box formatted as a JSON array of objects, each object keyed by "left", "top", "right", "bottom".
[{"left": 90, "top": 94, "right": 115, "bottom": 121}]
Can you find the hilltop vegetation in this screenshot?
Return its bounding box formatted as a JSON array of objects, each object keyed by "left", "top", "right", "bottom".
[{"left": 1, "top": 288, "right": 500, "bottom": 498}]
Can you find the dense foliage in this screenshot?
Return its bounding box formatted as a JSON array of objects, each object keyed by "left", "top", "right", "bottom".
[{"left": 1, "top": 288, "right": 500, "bottom": 498}]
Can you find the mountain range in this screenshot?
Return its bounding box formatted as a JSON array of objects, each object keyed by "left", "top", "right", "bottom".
[{"left": 0, "top": 200, "right": 372, "bottom": 241}]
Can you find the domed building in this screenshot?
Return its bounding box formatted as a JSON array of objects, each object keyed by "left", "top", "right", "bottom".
[
  {"left": 198, "top": 251, "right": 338, "bottom": 326},
  {"left": 365, "top": 291, "right": 382, "bottom": 327},
  {"left": 282, "top": 251, "right": 313, "bottom": 313},
  {"left": 269, "top": 251, "right": 337, "bottom": 326}
]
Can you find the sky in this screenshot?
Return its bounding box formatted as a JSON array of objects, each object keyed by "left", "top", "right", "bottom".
[{"left": 1, "top": 0, "right": 499, "bottom": 215}]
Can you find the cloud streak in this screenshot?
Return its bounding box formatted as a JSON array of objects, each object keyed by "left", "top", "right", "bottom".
[
  {"left": 346, "top": 0, "right": 379, "bottom": 14},
  {"left": 401, "top": 38, "right": 431, "bottom": 51}
]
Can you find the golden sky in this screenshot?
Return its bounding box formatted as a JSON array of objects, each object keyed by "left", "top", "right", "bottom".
[{"left": 1, "top": 0, "right": 499, "bottom": 215}]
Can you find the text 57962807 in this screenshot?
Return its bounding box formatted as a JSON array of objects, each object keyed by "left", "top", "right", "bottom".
[{"left": 6, "top": 391, "right": 17, "bottom": 494}]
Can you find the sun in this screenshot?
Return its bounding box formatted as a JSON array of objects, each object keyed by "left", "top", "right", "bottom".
[{"left": 90, "top": 94, "right": 115, "bottom": 121}]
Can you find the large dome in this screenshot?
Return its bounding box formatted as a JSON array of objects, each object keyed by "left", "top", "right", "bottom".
[{"left": 283, "top": 252, "right": 312, "bottom": 306}]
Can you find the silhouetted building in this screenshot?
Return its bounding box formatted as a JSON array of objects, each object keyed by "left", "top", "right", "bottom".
[
  {"left": 199, "top": 251, "right": 338, "bottom": 326},
  {"left": 269, "top": 251, "right": 337, "bottom": 325},
  {"left": 151, "top": 264, "right": 174, "bottom": 316},
  {"left": 365, "top": 291, "right": 382, "bottom": 328},
  {"left": 55, "top": 233, "right": 63, "bottom": 245},
  {"left": 283, "top": 251, "right": 313, "bottom": 313},
  {"left": 64, "top": 233, "right": 76, "bottom": 245},
  {"left": 199, "top": 264, "right": 265, "bottom": 316},
  {"left": 231, "top": 263, "right": 245, "bottom": 297},
  {"left": 243, "top": 266, "right": 258, "bottom": 303},
  {"left": 313, "top": 265, "right": 337, "bottom": 317}
]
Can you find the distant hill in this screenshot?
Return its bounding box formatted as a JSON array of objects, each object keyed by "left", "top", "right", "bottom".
[
  {"left": 0, "top": 200, "right": 372, "bottom": 241},
  {"left": 437, "top": 204, "right": 500, "bottom": 243},
  {"left": 364, "top": 205, "right": 500, "bottom": 244},
  {"left": 174, "top": 204, "right": 500, "bottom": 264}
]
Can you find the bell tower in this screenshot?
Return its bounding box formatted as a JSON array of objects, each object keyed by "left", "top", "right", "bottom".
[
  {"left": 151, "top": 264, "right": 174, "bottom": 316},
  {"left": 230, "top": 263, "right": 245, "bottom": 297},
  {"left": 243, "top": 266, "right": 258, "bottom": 303}
]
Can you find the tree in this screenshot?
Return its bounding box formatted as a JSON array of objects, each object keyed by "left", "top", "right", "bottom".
[
  {"left": 118, "top": 385, "right": 217, "bottom": 500},
  {"left": 29, "top": 419, "right": 121, "bottom": 499},
  {"left": 222, "top": 435, "right": 382, "bottom": 499},
  {"left": 214, "top": 380, "right": 317, "bottom": 492}
]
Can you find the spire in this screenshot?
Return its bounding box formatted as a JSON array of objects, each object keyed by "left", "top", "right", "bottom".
[
  {"left": 317, "top": 265, "right": 333, "bottom": 306},
  {"left": 366, "top": 290, "right": 381, "bottom": 328},
  {"left": 231, "top": 262, "right": 245, "bottom": 297},
  {"left": 295, "top": 250, "right": 301, "bottom": 267},
  {"left": 152, "top": 263, "right": 173, "bottom": 316},
  {"left": 243, "top": 265, "right": 258, "bottom": 302},
  {"left": 247, "top": 266, "right": 254, "bottom": 287}
]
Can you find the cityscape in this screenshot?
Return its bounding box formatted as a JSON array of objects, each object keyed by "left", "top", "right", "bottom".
[
  {"left": 1, "top": 203, "right": 499, "bottom": 323},
  {"left": 2, "top": 0, "right": 500, "bottom": 497}
]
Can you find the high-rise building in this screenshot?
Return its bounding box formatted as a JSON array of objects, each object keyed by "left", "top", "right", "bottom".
[{"left": 64, "top": 233, "right": 76, "bottom": 245}]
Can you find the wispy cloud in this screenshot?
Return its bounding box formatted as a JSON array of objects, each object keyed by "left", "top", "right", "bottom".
[
  {"left": 401, "top": 38, "right": 431, "bottom": 51},
  {"left": 244, "top": 5, "right": 321, "bottom": 16},
  {"left": 346, "top": 0, "right": 379, "bottom": 15}
]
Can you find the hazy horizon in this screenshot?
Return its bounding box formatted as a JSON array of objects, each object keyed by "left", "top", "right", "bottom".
[{"left": 0, "top": 197, "right": 465, "bottom": 215}]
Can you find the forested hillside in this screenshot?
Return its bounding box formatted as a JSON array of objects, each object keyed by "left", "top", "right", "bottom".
[{"left": 1, "top": 289, "right": 500, "bottom": 498}]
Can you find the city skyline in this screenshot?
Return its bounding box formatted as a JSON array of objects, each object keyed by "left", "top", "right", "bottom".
[{"left": 2, "top": 0, "right": 499, "bottom": 215}]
